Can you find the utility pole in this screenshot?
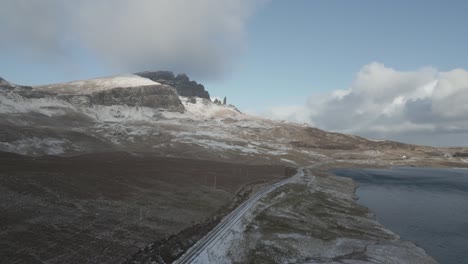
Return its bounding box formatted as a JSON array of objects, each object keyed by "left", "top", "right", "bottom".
[{"left": 140, "top": 208, "right": 143, "bottom": 223}]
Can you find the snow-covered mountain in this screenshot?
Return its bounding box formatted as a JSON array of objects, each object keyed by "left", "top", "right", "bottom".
[
  {"left": 35, "top": 74, "right": 160, "bottom": 94},
  {"left": 0, "top": 73, "right": 454, "bottom": 165}
]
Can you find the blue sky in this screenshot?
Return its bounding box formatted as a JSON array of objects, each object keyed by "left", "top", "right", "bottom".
[
  {"left": 2, "top": 0, "right": 468, "bottom": 146},
  {"left": 206, "top": 0, "right": 468, "bottom": 110}
]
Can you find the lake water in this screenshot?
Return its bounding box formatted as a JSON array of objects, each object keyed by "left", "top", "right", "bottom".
[{"left": 332, "top": 167, "right": 468, "bottom": 264}]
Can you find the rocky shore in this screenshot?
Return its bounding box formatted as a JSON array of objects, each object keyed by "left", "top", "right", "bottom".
[{"left": 202, "top": 163, "right": 438, "bottom": 263}]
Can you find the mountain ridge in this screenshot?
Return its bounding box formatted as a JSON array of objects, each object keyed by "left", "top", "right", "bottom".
[{"left": 0, "top": 72, "right": 463, "bottom": 161}]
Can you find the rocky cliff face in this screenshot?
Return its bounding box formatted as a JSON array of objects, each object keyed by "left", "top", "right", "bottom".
[
  {"left": 58, "top": 85, "right": 185, "bottom": 112},
  {"left": 33, "top": 74, "right": 185, "bottom": 112},
  {"left": 135, "top": 71, "right": 210, "bottom": 99}
]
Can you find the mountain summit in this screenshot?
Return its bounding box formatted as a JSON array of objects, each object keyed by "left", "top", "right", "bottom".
[
  {"left": 136, "top": 71, "right": 210, "bottom": 99},
  {"left": 32, "top": 74, "right": 185, "bottom": 112}
]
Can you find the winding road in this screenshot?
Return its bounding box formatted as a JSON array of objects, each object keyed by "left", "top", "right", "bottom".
[{"left": 173, "top": 168, "right": 305, "bottom": 264}]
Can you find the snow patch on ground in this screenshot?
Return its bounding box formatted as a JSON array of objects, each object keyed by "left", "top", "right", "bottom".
[
  {"left": 368, "top": 138, "right": 387, "bottom": 142},
  {"left": 172, "top": 138, "right": 259, "bottom": 154},
  {"left": 169, "top": 131, "right": 295, "bottom": 156},
  {"left": 170, "top": 130, "right": 238, "bottom": 142},
  {"left": 0, "top": 137, "right": 69, "bottom": 155},
  {"left": 0, "top": 92, "right": 75, "bottom": 116},
  {"left": 179, "top": 97, "right": 241, "bottom": 119},
  {"left": 363, "top": 150, "right": 382, "bottom": 157},
  {"left": 35, "top": 74, "right": 159, "bottom": 94},
  {"left": 299, "top": 150, "right": 328, "bottom": 158},
  {"left": 234, "top": 118, "right": 274, "bottom": 129},
  {"left": 191, "top": 204, "right": 257, "bottom": 264},
  {"left": 280, "top": 158, "right": 298, "bottom": 165},
  {"left": 82, "top": 105, "right": 160, "bottom": 122}
]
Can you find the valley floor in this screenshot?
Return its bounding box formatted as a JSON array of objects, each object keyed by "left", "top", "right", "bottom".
[
  {"left": 0, "top": 151, "right": 286, "bottom": 264},
  {"left": 3, "top": 147, "right": 467, "bottom": 264}
]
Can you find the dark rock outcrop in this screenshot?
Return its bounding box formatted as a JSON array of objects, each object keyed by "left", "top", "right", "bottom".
[
  {"left": 135, "top": 71, "right": 210, "bottom": 99},
  {"left": 90, "top": 85, "right": 185, "bottom": 112}
]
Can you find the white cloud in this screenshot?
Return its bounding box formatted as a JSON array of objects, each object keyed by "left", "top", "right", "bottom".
[
  {"left": 0, "top": 0, "right": 67, "bottom": 58},
  {"left": 266, "top": 62, "right": 468, "bottom": 147},
  {"left": 0, "top": 0, "right": 266, "bottom": 79}
]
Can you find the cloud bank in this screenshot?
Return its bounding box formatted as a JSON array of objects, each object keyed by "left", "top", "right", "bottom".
[
  {"left": 0, "top": 0, "right": 264, "bottom": 79},
  {"left": 265, "top": 62, "right": 468, "bottom": 147}
]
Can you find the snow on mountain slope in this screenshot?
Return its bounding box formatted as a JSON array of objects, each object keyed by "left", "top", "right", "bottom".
[
  {"left": 0, "top": 83, "right": 301, "bottom": 159},
  {"left": 179, "top": 97, "right": 241, "bottom": 119},
  {"left": 34, "top": 74, "right": 160, "bottom": 94},
  {"left": 0, "top": 137, "right": 72, "bottom": 155},
  {"left": 0, "top": 73, "right": 448, "bottom": 164},
  {"left": 0, "top": 91, "right": 76, "bottom": 116}
]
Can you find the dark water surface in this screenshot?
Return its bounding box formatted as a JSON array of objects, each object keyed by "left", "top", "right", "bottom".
[{"left": 332, "top": 167, "right": 468, "bottom": 264}]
